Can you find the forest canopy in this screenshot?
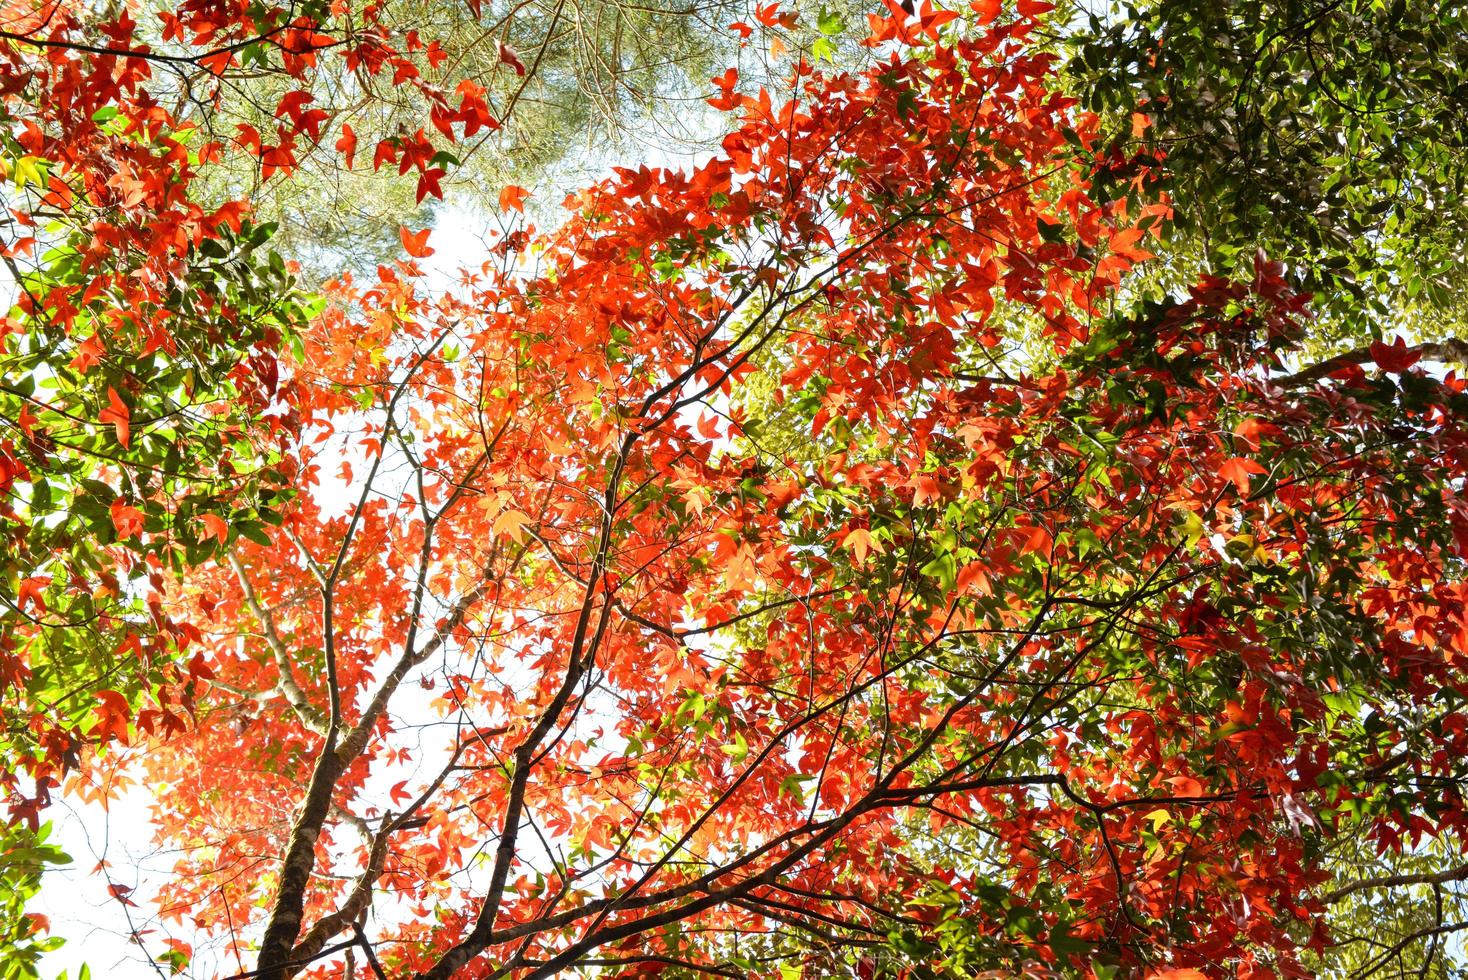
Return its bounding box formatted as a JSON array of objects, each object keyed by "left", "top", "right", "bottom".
[{"left": 2, "top": 1, "right": 1468, "bottom": 978}]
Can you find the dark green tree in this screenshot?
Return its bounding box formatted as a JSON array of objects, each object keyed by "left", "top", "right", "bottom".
[{"left": 1066, "top": 0, "right": 1468, "bottom": 342}]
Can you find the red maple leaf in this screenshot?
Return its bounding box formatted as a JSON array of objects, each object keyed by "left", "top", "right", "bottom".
[
  {"left": 1369, "top": 335, "right": 1421, "bottom": 373},
  {"left": 401, "top": 226, "right": 434, "bottom": 258},
  {"left": 98, "top": 387, "right": 131, "bottom": 447}
]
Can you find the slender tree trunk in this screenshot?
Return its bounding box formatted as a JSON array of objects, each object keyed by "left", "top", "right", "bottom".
[{"left": 256, "top": 751, "right": 345, "bottom": 980}]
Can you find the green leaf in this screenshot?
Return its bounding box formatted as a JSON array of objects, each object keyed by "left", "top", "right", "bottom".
[
  {"left": 235, "top": 521, "right": 273, "bottom": 547},
  {"left": 919, "top": 552, "right": 957, "bottom": 591}
]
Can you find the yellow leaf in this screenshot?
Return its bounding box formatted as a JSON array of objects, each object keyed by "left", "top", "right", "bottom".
[
  {"left": 492, "top": 508, "right": 530, "bottom": 543},
  {"left": 13, "top": 155, "right": 44, "bottom": 189},
  {"left": 1178, "top": 509, "right": 1204, "bottom": 549},
  {"left": 841, "top": 527, "right": 874, "bottom": 563},
  {"left": 684, "top": 485, "right": 712, "bottom": 515}
]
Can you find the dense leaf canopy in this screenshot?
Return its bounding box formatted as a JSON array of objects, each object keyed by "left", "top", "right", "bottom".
[
  {"left": 2, "top": 1, "right": 1468, "bottom": 978},
  {"left": 1066, "top": 0, "right": 1468, "bottom": 336}
]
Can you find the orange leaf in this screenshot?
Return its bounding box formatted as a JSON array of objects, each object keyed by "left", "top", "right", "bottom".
[
  {"left": 842, "top": 527, "right": 874, "bottom": 563},
  {"left": 1021, "top": 525, "right": 1053, "bottom": 558},
  {"left": 492, "top": 508, "right": 531, "bottom": 543},
  {"left": 1108, "top": 227, "right": 1153, "bottom": 262},
  {"left": 499, "top": 184, "right": 530, "bottom": 213},
  {"left": 372, "top": 139, "right": 398, "bottom": 172},
  {"left": 70, "top": 334, "right": 106, "bottom": 373},
  {"left": 16, "top": 575, "right": 49, "bottom": 614},
  {"left": 335, "top": 123, "right": 357, "bottom": 168},
  {"left": 98, "top": 387, "right": 131, "bottom": 447},
  {"left": 1232, "top": 417, "right": 1265, "bottom": 451},
  {"left": 200, "top": 513, "right": 230, "bottom": 544},
  {"left": 110, "top": 499, "right": 146, "bottom": 539},
  {"left": 971, "top": 0, "right": 1001, "bottom": 22},
  {"left": 1218, "top": 456, "right": 1266, "bottom": 495},
  {"left": 95, "top": 688, "right": 129, "bottom": 718},
  {"left": 401, "top": 226, "right": 435, "bottom": 258},
  {"left": 416, "top": 167, "right": 445, "bottom": 203},
  {"left": 1165, "top": 776, "right": 1204, "bottom": 797}
]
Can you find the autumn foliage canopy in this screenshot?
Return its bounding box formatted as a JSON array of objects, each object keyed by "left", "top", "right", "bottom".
[{"left": 3, "top": 1, "right": 1468, "bottom": 978}]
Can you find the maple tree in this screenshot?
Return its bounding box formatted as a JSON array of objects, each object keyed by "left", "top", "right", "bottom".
[
  {"left": 0, "top": 0, "right": 851, "bottom": 963},
  {"left": 7, "top": 0, "right": 1468, "bottom": 978},
  {"left": 0, "top": 0, "right": 309, "bottom": 838},
  {"left": 0, "top": 0, "right": 521, "bottom": 961},
  {"left": 0, "top": 0, "right": 849, "bottom": 832}
]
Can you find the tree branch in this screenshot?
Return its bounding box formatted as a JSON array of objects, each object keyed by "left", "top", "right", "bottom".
[{"left": 1279, "top": 338, "right": 1468, "bottom": 388}]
